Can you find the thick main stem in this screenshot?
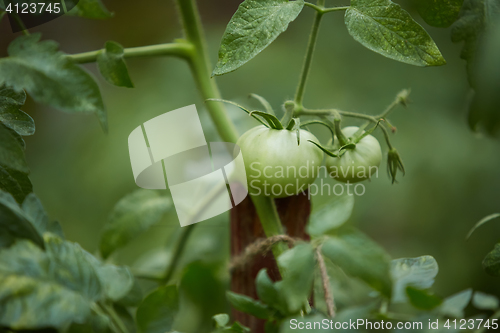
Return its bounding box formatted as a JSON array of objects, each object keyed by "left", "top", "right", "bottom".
[{"left": 294, "top": 0, "right": 325, "bottom": 108}]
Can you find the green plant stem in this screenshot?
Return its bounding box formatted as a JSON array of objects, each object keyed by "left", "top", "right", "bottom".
[
  {"left": 175, "top": 0, "right": 239, "bottom": 144},
  {"left": 299, "top": 108, "right": 378, "bottom": 123},
  {"left": 162, "top": 224, "right": 195, "bottom": 284},
  {"left": 99, "top": 302, "right": 129, "bottom": 333},
  {"left": 12, "top": 13, "right": 30, "bottom": 35},
  {"left": 294, "top": 0, "right": 325, "bottom": 109},
  {"left": 250, "top": 195, "right": 288, "bottom": 260},
  {"left": 68, "top": 42, "right": 194, "bottom": 63},
  {"left": 304, "top": 2, "right": 349, "bottom": 14}
]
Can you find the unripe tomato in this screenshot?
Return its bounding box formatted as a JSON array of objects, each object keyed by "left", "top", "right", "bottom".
[
  {"left": 325, "top": 126, "right": 382, "bottom": 183},
  {"left": 236, "top": 125, "right": 323, "bottom": 198}
]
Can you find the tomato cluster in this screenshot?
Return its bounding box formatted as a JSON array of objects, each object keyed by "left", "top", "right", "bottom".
[{"left": 237, "top": 124, "right": 383, "bottom": 198}]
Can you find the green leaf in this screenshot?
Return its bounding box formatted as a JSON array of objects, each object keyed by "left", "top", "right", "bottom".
[
  {"left": 472, "top": 291, "right": 500, "bottom": 310},
  {"left": 213, "top": 314, "right": 230, "bottom": 328},
  {"left": 97, "top": 41, "right": 134, "bottom": 88},
  {"left": 116, "top": 276, "right": 143, "bottom": 307},
  {"left": 21, "top": 193, "right": 49, "bottom": 235},
  {"left": 0, "top": 34, "right": 107, "bottom": 131},
  {"left": 482, "top": 242, "right": 500, "bottom": 276},
  {"left": 213, "top": 0, "right": 304, "bottom": 76},
  {"left": 307, "top": 194, "right": 354, "bottom": 236},
  {"left": 20, "top": 193, "right": 64, "bottom": 237},
  {"left": 99, "top": 189, "right": 172, "bottom": 259},
  {"left": 256, "top": 269, "right": 285, "bottom": 313},
  {"left": 345, "top": 0, "right": 446, "bottom": 66},
  {"left": 226, "top": 291, "right": 271, "bottom": 320},
  {"left": 66, "top": 0, "right": 114, "bottom": 19},
  {"left": 44, "top": 234, "right": 103, "bottom": 300},
  {"left": 467, "top": 213, "right": 500, "bottom": 239},
  {"left": 136, "top": 285, "right": 179, "bottom": 333},
  {"left": 277, "top": 243, "right": 315, "bottom": 313},
  {"left": 0, "top": 123, "right": 29, "bottom": 173},
  {"left": 0, "top": 165, "right": 32, "bottom": 204},
  {"left": 415, "top": 0, "right": 464, "bottom": 28},
  {"left": 439, "top": 288, "right": 472, "bottom": 317},
  {"left": 95, "top": 264, "right": 134, "bottom": 302},
  {"left": 0, "top": 189, "right": 44, "bottom": 248},
  {"left": 321, "top": 228, "right": 392, "bottom": 298},
  {"left": 391, "top": 255, "right": 439, "bottom": 303},
  {"left": 0, "top": 86, "right": 34, "bottom": 136},
  {"left": 406, "top": 286, "right": 443, "bottom": 310},
  {"left": 0, "top": 239, "right": 102, "bottom": 329}
]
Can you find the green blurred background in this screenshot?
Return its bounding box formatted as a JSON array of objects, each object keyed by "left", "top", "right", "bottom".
[{"left": 1, "top": 0, "right": 500, "bottom": 330}]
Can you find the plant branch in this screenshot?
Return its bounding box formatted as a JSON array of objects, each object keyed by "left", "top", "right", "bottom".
[
  {"left": 68, "top": 42, "right": 194, "bottom": 64},
  {"left": 316, "top": 246, "right": 335, "bottom": 317},
  {"left": 99, "top": 302, "right": 129, "bottom": 333},
  {"left": 299, "top": 108, "right": 378, "bottom": 123},
  {"left": 294, "top": 0, "right": 325, "bottom": 108},
  {"left": 304, "top": 2, "right": 349, "bottom": 14}
]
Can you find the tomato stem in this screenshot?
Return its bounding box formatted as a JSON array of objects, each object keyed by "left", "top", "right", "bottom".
[
  {"left": 294, "top": 0, "right": 325, "bottom": 108},
  {"left": 68, "top": 42, "right": 194, "bottom": 63}
]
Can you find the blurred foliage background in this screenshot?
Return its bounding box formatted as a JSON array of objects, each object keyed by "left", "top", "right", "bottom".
[{"left": 1, "top": 0, "right": 500, "bottom": 330}]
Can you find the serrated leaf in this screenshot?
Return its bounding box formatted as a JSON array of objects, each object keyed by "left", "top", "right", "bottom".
[
  {"left": 66, "top": 0, "right": 113, "bottom": 19},
  {"left": 391, "top": 255, "right": 439, "bottom": 303},
  {"left": 321, "top": 228, "right": 392, "bottom": 298},
  {"left": 97, "top": 41, "right": 134, "bottom": 88},
  {"left": 0, "top": 34, "right": 107, "bottom": 131},
  {"left": 439, "top": 288, "right": 472, "bottom": 317},
  {"left": 0, "top": 123, "right": 28, "bottom": 173},
  {"left": 345, "top": 0, "right": 446, "bottom": 66},
  {"left": 0, "top": 239, "right": 101, "bottom": 329},
  {"left": 44, "top": 234, "right": 103, "bottom": 300},
  {"left": 213, "top": 0, "right": 304, "bottom": 76},
  {"left": 136, "top": 285, "right": 179, "bottom": 333},
  {"left": 226, "top": 291, "right": 271, "bottom": 319},
  {"left": 99, "top": 189, "right": 172, "bottom": 259},
  {"left": 482, "top": 242, "right": 500, "bottom": 276},
  {"left": 307, "top": 194, "right": 354, "bottom": 236},
  {"left": 472, "top": 291, "right": 499, "bottom": 310},
  {"left": 415, "top": 0, "right": 464, "bottom": 28},
  {"left": 406, "top": 286, "right": 443, "bottom": 310},
  {"left": 0, "top": 165, "right": 32, "bottom": 204},
  {"left": 0, "top": 189, "right": 44, "bottom": 248},
  {"left": 21, "top": 192, "right": 49, "bottom": 235},
  {"left": 0, "top": 86, "right": 34, "bottom": 136},
  {"left": 277, "top": 243, "right": 315, "bottom": 313}
]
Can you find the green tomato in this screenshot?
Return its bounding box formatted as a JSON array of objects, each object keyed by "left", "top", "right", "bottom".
[
  {"left": 325, "top": 126, "right": 382, "bottom": 183},
  {"left": 236, "top": 125, "right": 323, "bottom": 198}
]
